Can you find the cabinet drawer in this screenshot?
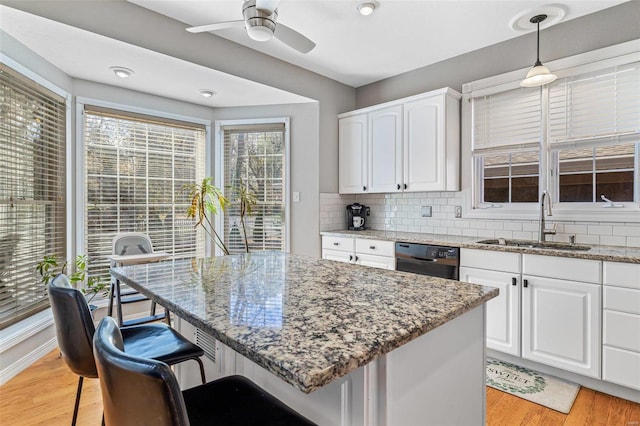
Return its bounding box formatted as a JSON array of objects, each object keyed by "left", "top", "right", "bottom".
[
  {"left": 322, "top": 236, "right": 354, "bottom": 253},
  {"left": 603, "top": 346, "right": 640, "bottom": 390},
  {"left": 603, "top": 261, "right": 640, "bottom": 289},
  {"left": 603, "top": 310, "right": 640, "bottom": 352},
  {"left": 356, "top": 253, "right": 395, "bottom": 270},
  {"left": 355, "top": 238, "right": 394, "bottom": 257},
  {"left": 522, "top": 254, "right": 601, "bottom": 284},
  {"left": 460, "top": 248, "right": 520, "bottom": 273},
  {"left": 322, "top": 249, "right": 352, "bottom": 264},
  {"left": 604, "top": 286, "right": 640, "bottom": 315}
]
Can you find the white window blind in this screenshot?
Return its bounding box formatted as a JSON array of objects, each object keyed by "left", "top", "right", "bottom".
[
  {"left": 472, "top": 86, "right": 542, "bottom": 153},
  {"left": 222, "top": 123, "right": 286, "bottom": 253},
  {"left": 0, "top": 64, "right": 66, "bottom": 329},
  {"left": 83, "top": 107, "right": 206, "bottom": 279},
  {"left": 549, "top": 62, "right": 640, "bottom": 146}
]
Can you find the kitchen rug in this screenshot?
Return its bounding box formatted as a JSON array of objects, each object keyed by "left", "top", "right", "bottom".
[{"left": 486, "top": 358, "right": 580, "bottom": 414}]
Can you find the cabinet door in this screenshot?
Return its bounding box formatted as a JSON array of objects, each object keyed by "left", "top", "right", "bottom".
[
  {"left": 368, "top": 105, "right": 403, "bottom": 193},
  {"left": 522, "top": 275, "right": 601, "bottom": 378},
  {"left": 403, "top": 95, "right": 445, "bottom": 192},
  {"left": 339, "top": 114, "right": 368, "bottom": 194},
  {"left": 460, "top": 267, "right": 521, "bottom": 356},
  {"left": 322, "top": 249, "right": 353, "bottom": 264},
  {"left": 355, "top": 253, "right": 395, "bottom": 270}
]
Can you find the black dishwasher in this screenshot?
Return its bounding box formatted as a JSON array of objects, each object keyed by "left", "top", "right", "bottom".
[{"left": 395, "top": 242, "right": 460, "bottom": 280}]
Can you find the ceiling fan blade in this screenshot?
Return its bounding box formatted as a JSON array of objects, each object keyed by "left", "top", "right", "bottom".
[
  {"left": 255, "top": 0, "right": 280, "bottom": 14},
  {"left": 186, "top": 20, "right": 245, "bottom": 33},
  {"left": 273, "top": 23, "right": 316, "bottom": 54}
]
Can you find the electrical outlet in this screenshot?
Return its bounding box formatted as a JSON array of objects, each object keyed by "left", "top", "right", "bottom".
[
  {"left": 421, "top": 206, "right": 432, "bottom": 218},
  {"left": 454, "top": 206, "right": 462, "bottom": 218}
]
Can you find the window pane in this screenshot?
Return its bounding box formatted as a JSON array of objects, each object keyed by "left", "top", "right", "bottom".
[
  {"left": 481, "top": 151, "right": 539, "bottom": 204},
  {"left": 84, "top": 109, "right": 205, "bottom": 280},
  {"left": 557, "top": 142, "right": 637, "bottom": 202},
  {"left": 223, "top": 125, "right": 286, "bottom": 254}
]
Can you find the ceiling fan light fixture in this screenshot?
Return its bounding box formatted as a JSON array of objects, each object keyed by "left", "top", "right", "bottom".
[
  {"left": 246, "top": 22, "right": 275, "bottom": 41},
  {"left": 358, "top": 2, "right": 376, "bottom": 16},
  {"left": 521, "top": 14, "right": 556, "bottom": 87},
  {"left": 110, "top": 66, "right": 134, "bottom": 79}
]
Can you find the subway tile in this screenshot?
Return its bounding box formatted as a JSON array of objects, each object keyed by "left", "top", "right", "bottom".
[
  {"left": 587, "top": 225, "right": 613, "bottom": 236},
  {"left": 503, "top": 222, "right": 523, "bottom": 231},
  {"left": 613, "top": 226, "right": 640, "bottom": 237},
  {"left": 563, "top": 224, "right": 588, "bottom": 234},
  {"left": 599, "top": 235, "right": 626, "bottom": 247},
  {"left": 626, "top": 237, "right": 640, "bottom": 248}
]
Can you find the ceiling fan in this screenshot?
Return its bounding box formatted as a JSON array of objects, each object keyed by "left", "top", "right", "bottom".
[{"left": 186, "top": 0, "right": 316, "bottom": 54}]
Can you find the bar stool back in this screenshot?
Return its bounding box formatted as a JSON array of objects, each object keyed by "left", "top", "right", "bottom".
[{"left": 94, "top": 317, "right": 316, "bottom": 426}]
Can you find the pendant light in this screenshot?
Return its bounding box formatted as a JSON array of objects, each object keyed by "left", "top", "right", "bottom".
[{"left": 521, "top": 14, "right": 557, "bottom": 87}]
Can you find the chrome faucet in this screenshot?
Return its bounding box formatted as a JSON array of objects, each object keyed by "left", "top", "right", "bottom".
[{"left": 539, "top": 190, "right": 556, "bottom": 243}]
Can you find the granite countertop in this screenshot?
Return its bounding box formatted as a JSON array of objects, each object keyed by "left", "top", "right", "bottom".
[
  {"left": 321, "top": 230, "right": 640, "bottom": 264},
  {"left": 111, "top": 252, "right": 498, "bottom": 393}
]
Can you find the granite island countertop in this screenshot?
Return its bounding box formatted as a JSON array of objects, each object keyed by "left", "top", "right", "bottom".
[
  {"left": 321, "top": 230, "right": 640, "bottom": 264},
  {"left": 111, "top": 252, "right": 498, "bottom": 393}
]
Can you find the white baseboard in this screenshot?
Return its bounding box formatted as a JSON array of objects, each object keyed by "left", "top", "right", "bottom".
[{"left": 0, "top": 336, "right": 57, "bottom": 386}]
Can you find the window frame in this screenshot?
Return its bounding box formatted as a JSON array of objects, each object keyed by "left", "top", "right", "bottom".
[
  {"left": 0, "top": 55, "right": 71, "bottom": 329},
  {"left": 214, "top": 118, "right": 291, "bottom": 255},
  {"left": 462, "top": 40, "right": 640, "bottom": 222}
]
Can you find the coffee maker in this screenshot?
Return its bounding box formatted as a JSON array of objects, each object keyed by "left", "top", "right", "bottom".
[{"left": 346, "top": 203, "right": 370, "bottom": 231}]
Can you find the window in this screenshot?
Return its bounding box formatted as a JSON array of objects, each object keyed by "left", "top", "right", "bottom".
[
  {"left": 219, "top": 121, "right": 288, "bottom": 254},
  {"left": 549, "top": 62, "right": 640, "bottom": 205},
  {"left": 83, "top": 106, "right": 206, "bottom": 279},
  {"left": 467, "top": 52, "right": 640, "bottom": 217},
  {"left": 0, "top": 64, "right": 66, "bottom": 329},
  {"left": 471, "top": 86, "right": 541, "bottom": 206}
]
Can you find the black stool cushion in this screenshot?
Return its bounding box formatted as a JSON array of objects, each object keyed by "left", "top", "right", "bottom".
[
  {"left": 183, "top": 375, "right": 316, "bottom": 426},
  {"left": 121, "top": 324, "right": 204, "bottom": 365}
]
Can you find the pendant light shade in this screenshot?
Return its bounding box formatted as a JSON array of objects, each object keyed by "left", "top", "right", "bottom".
[{"left": 521, "top": 14, "right": 557, "bottom": 87}]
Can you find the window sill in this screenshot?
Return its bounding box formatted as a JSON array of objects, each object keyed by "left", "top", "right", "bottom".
[{"left": 465, "top": 204, "right": 640, "bottom": 223}]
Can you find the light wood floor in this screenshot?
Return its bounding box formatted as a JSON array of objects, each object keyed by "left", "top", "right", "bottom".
[{"left": 1, "top": 349, "right": 639, "bottom": 425}]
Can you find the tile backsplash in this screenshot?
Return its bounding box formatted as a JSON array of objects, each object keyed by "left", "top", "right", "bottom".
[{"left": 320, "top": 192, "right": 640, "bottom": 248}]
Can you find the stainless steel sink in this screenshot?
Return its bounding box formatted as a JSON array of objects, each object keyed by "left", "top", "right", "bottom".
[{"left": 476, "top": 239, "right": 591, "bottom": 251}]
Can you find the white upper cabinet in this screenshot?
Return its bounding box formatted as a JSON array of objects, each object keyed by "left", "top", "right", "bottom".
[
  {"left": 338, "top": 88, "right": 461, "bottom": 194},
  {"left": 404, "top": 93, "right": 460, "bottom": 191},
  {"left": 368, "top": 105, "right": 403, "bottom": 193},
  {"left": 338, "top": 114, "right": 368, "bottom": 194}
]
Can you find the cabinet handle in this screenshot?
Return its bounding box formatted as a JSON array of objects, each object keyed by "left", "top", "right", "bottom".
[
  {"left": 511, "top": 277, "right": 517, "bottom": 286},
  {"left": 333, "top": 242, "right": 339, "bottom": 246},
  {"left": 523, "top": 279, "right": 528, "bottom": 288},
  {"left": 397, "top": 184, "right": 401, "bottom": 190},
  {"left": 404, "top": 183, "right": 407, "bottom": 190},
  {"left": 363, "top": 186, "right": 367, "bottom": 191},
  {"left": 355, "top": 255, "right": 359, "bottom": 262},
  {"left": 349, "top": 255, "right": 353, "bottom": 261},
  {"left": 369, "top": 245, "right": 376, "bottom": 250}
]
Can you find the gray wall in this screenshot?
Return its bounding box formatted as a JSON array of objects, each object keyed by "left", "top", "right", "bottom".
[
  {"left": 356, "top": 1, "right": 640, "bottom": 108},
  {"left": 3, "top": 0, "right": 356, "bottom": 194}
]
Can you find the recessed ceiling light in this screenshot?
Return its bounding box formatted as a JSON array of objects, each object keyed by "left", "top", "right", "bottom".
[
  {"left": 200, "top": 89, "right": 216, "bottom": 98},
  {"left": 110, "top": 66, "right": 134, "bottom": 79},
  {"left": 358, "top": 2, "right": 376, "bottom": 16}
]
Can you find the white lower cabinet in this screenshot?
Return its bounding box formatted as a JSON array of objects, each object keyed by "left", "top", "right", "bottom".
[
  {"left": 459, "top": 266, "right": 520, "bottom": 356},
  {"left": 521, "top": 275, "right": 601, "bottom": 378},
  {"left": 322, "top": 236, "right": 395, "bottom": 270},
  {"left": 602, "top": 261, "right": 640, "bottom": 390},
  {"left": 461, "top": 249, "right": 603, "bottom": 380}
]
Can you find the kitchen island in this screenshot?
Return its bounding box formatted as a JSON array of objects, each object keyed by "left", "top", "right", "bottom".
[{"left": 111, "top": 252, "right": 498, "bottom": 425}]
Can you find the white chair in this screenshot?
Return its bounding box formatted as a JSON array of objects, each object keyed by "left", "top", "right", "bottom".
[{"left": 108, "top": 232, "right": 169, "bottom": 327}]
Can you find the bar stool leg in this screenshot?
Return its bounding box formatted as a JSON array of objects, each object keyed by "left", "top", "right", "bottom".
[
  {"left": 72, "top": 376, "right": 84, "bottom": 426},
  {"left": 114, "top": 279, "right": 124, "bottom": 327}
]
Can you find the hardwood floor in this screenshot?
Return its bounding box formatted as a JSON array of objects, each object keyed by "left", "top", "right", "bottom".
[{"left": 1, "top": 349, "right": 639, "bottom": 425}]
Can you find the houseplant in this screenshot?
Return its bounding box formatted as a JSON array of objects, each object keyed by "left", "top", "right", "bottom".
[{"left": 37, "top": 254, "right": 109, "bottom": 304}]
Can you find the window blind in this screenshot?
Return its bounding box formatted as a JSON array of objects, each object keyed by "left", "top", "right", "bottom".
[
  {"left": 222, "top": 123, "right": 286, "bottom": 254},
  {"left": 0, "top": 64, "right": 66, "bottom": 329},
  {"left": 549, "top": 62, "right": 640, "bottom": 146},
  {"left": 83, "top": 107, "right": 206, "bottom": 280},
  {"left": 472, "top": 86, "right": 542, "bottom": 153}
]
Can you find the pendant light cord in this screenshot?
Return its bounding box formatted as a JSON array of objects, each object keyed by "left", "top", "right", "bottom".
[{"left": 536, "top": 19, "right": 541, "bottom": 66}]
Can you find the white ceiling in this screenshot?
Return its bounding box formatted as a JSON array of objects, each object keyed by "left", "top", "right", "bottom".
[
  {"left": 0, "top": 1, "right": 627, "bottom": 108},
  {"left": 130, "top": 0, "right": 627, "bottom": 87}
]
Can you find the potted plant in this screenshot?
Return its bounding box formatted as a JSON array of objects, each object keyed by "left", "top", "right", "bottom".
[
  {"left": 184, "top": 177, "right": 257, "bottom": 255},
  {"left": 37, "top": 254, "right": 109, "bottom": 306}
]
